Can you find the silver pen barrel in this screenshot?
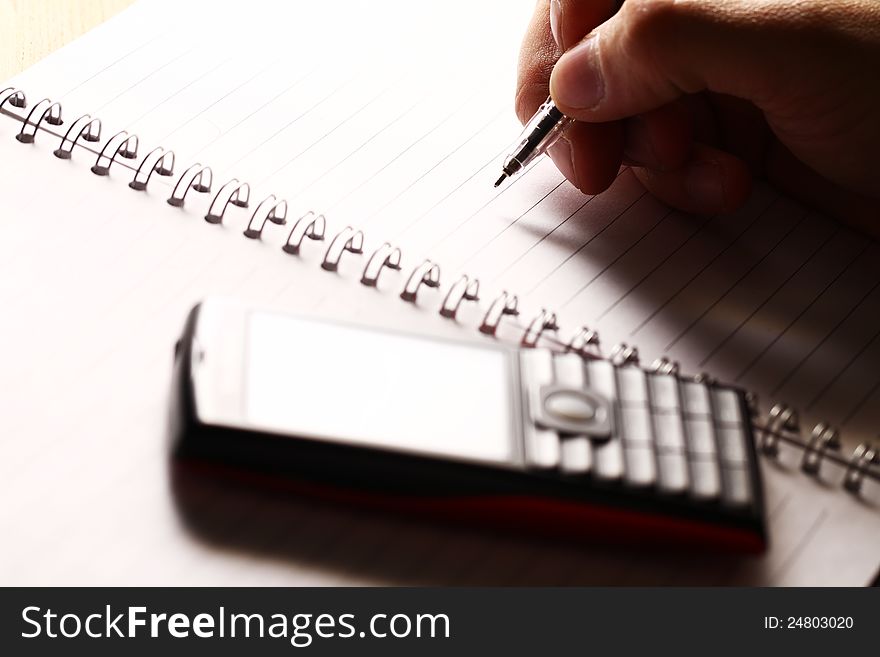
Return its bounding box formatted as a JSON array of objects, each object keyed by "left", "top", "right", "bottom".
[{"left": 495, "top": 97, "right": 573, "bottom": 187}]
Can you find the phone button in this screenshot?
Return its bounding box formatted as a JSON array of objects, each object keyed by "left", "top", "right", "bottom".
[
  {"left": 689, "top": 455, "right": 722, "bottom": 500},
  {"left": 527, "top": 430, "right": 561, "bottom": 469},
  {"left": 536, "top": 386, "right": 613, "bottom": 438},
  {"left": 560, "top": 436, "right": 592, "bottom": 475},
  {"left": 594, "top": 439, "right": 625, "bottom": 480},
  {"left": 657, "top": 450, "right": 689, "bottom": 493},
  {"left": 544, "top": 390, "right": 597, "bottom": 422},
  {"left": 624, "top": 445, "right": 656, "bottom": 487}
]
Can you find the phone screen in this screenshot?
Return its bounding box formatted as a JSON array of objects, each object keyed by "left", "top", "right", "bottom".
[{"left": 244, "top": 312, "right": 517, "bottom": 465}]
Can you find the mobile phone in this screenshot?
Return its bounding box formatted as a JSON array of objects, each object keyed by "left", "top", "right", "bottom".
[{"left": 169, "top": 298, "right": 766, "bottom": 552}]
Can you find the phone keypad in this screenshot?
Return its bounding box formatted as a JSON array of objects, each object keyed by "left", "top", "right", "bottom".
[{"left": 520, "top": 349, "right": 760, "bottom": 511}]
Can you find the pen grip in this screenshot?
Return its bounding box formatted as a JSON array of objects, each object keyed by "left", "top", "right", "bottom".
[{"left": 505, "top": 97, "right": 573, "bottom": 175}]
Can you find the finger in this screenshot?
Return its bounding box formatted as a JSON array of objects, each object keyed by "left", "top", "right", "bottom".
[
  {"left": 678, "top": 93, "right": 719, "bottom": 148},
  {"left": 632, "top": 142, "right": 752, "bottom": 215},
  {"left": 705, "top": 93, "right": 772, "bottom": 174},
  {"left": 549, "top": 0, "right": 807, "bottom": 122},
  {"left": 621, "top": 101, "right": 693, "bottom": 171},
  {"left": 516, "top": 0, "right": 619, "bottom": 123},
  {"left": 549, "top": 119, "right": 624, "bottom": 194},
  {"left": 549, "top": 0, "right": 620, "bottom": 51},
  {"left": 515, "top": 0, "right": 558, "bottom": 123}
]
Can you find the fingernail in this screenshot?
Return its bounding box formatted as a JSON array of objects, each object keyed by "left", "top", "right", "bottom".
[
  {"left": 549, "top": 0, "right": 564, "bottom": 49},
  {"left": 685, "top": 162, "right": 725, "bottom": 207},
  {"left": 623, "top": 116, "right": 659, "bottom": 168},
  {"left": 551, "top": 33, "right": 605, "bottom": 110},
  {"left": 548, "top": 136, "right": 576, "bottom": 184}
]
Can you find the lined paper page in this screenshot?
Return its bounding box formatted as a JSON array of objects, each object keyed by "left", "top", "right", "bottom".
[{"left": 1, "top": 0, "right": 878, "bottom": 585}]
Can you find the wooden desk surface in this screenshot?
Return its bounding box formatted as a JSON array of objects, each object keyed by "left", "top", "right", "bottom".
[{"left": 0, "top": 0, "right": 134, "bottom": 80}]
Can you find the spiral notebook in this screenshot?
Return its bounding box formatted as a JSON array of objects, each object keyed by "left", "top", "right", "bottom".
[{"left": 1, "top": 0, "right": 878, "bottom": 585}]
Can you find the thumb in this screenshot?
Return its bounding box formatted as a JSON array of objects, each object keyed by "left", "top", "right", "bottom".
[{"left": 549, "top": 0, "right": 799, "bottom": 122}]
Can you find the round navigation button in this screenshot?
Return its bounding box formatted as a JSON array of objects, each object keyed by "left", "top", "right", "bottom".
[{"left": 544, "top": 390, "right": 597, "bottom": 423}]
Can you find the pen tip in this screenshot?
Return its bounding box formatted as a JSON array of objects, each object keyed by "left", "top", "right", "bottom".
[{"left": 494, "top": 173, "right": 507, "bottom": 188}]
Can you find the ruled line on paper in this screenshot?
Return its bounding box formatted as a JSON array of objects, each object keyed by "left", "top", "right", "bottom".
[
  {"left": 255, "top": 82, "right": 404, "bottom": 188},
  {"left": 92, "top": 48, "right": 195, "bottom": 113},
  {"left": 395, "top": 145, "right": 510, "bottom": 240},
  {"left": 358, "top": 109, "right": 507, "bottom": 229},
  {"left": 220, "top": 73, "right": 364, "bottom": 173},
  {"left": 663, "top": 212, "right": 809, "bottom": 352},
  {"left": 562, "top": 209, "right": 673, "bottom": 309},
  {"left": 629, "top": 198, "right": 779, "bottom": 337},
  {"left": 771, "top": 509, "right": 829, "bottom": 583},
  {"left": 525, "top": 191, "right": 647, "bottom": 296},
  {"left": 158, "top": 55, "right": 289, "bottom": 143},
  {"left": 489, "top": 194, "right": 593, "bottom": 284},
  {"left": 842, "top": 376, "right": 880, "bottom": 426},
  {"left": 486, "top": 169, "right": 631, "bottom": 286},
  {"left": 422, "top": 154, "right": 542, "bottom": 252},
  {"left": 595, "top": 213, "right": 717, "bottom": 321},
  {"left": 455, "top": 181, "right": 566, "bottom": 269},
  {"left": 734, "top": 244, "right": 870, "bottom": 382},
  {"left": 282, "top": 97, "right": 424, "bottom": 202},
  {"left": 59, "top": 35, "right": 165, "bottom": 99},
  {"left": 323, "top": 90, "right": 490, "bottom": 214},
  {"left": 124, "top": 55, "right": 237, "bottom": 129},
  {"left": 770, "top": 278, "right": 880, "bottom": 396},
  {"left": 188, "top": 66, "right": 323, "bottom": 159},
  {"left": 806, "top": 324, "right": 880, "bottom": 411},
  {"left": 697, "top": 228, "right": 839, "bottom": 367}
]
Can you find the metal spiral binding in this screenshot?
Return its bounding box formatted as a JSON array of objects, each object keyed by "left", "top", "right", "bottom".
[
  {"left": 0, "top": 87, "right": 27, "bottom": 110},
  {"left": 610, "top": 343, "right": 639, "bottom": 366},
  {"left": 753, "top": 409, "right": 879, "bottom": 490},
  {"left": 54, "top": 114, "right": 101, "bottom": 159},
  {"left": 479, "top": 291, "right": 519, "bottom": 337},
  {"left": 244, "top": 195, "right": 288, "bottom": 239},
  {"left": 167, "top": 164, "right": 213, "bottom": 207},
  {"left": 16, "top": 98, "right": 63, "bottom": 143},
  {"left": 91, "top": 130, "right": 138, "bottom": 176},
  {"left": 360, "top": 243, "right": 401, "bottom": 287},
  {"left": 128, "top": 146, "right": 175, "bottom": 191},
  {"left": 439, "top": 275, "right": 480, "bottom": 319},
  {"left": 400, "top": 260, "right": 440, "bottom": 302},
  {"left": 282, "top": 211, "right": 326, "bottom": 255},
  {"left": 3, "top": 86, "right": 878, "bottom": 498},
  {"left": 650, "top": 356, "right": 679, "bottom": 375},
  {"left": 321, "top": 226, "right": 364, "bottom": 272},
  {"left": 520, "top": 309, "right": 559, "bottom": 348},
  {"left": 204, "top": 179, "right": 250, "bottom": 224},
  {"left": 801, "top": 422, "right": 841, "bottom": 476},
  {"left": 566, "top": 326, "right": 601, "bottom": 359},
  {"left": 758, "top": 403, "right": 799, "bottom": 457},
  {"left": 843, "top": 443, "right": 879, "bottom": 494}
]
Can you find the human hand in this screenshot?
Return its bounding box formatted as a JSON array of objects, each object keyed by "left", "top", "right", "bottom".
[{"left": 516, "top": 0, "right": 880, "bottom": 234}]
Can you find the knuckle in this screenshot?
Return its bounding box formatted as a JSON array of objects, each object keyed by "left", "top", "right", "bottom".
[
  {"left": 618, "top": 0, "right": 711, "bottom": 92},
  {"left": 623, "top": 0, "right": 686, "bottom": 47}
]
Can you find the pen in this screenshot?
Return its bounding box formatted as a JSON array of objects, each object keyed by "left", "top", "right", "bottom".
[{"left": 494, "top": 96, "right": 573, "bottom": 187}]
